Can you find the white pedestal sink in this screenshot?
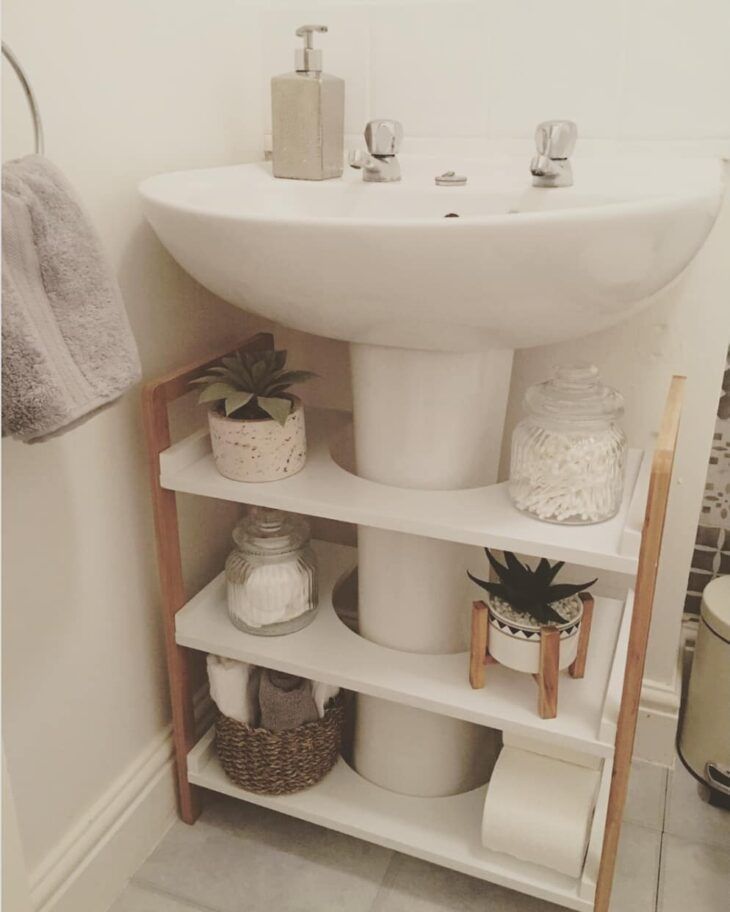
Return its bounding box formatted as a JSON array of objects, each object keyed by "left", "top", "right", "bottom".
[{"left": 140, "top": 153, "right": 721, "bottom": 796}]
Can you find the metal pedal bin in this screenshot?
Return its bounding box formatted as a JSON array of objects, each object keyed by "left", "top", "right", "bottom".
[{"left": 678, "top": 575, "right": 730, "bottom": 808}]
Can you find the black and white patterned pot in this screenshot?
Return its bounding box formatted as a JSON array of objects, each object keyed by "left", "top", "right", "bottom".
[{"left": 487, "top": 595, "right": 584, "bottom": 673}]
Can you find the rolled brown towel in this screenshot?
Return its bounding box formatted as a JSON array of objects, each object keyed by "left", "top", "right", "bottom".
[{"left": 258, "top": 670, "right": 319, "bottom": 733}]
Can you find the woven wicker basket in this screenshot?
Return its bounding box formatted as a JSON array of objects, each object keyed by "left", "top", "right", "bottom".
[{"left": 215, "top": 694, "right": 345, "bottom": 795}]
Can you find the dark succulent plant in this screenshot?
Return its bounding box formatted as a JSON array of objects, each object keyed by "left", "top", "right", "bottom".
[
  {"left": 467, "top": 549, "right": 596, "bottom": 626},
  {"left": 191, "top": 347, "right": 316, "bottom": 426}
]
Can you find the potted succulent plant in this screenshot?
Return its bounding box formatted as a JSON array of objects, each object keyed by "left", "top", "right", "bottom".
[
  {"left": 192, "top": 347, "right": 316, "bottom": 482},
  {"left": 467, "top": 549, "right": 596, "bottom": 674}
]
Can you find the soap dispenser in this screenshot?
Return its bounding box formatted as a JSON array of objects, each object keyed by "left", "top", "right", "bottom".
[{"left": 271, "top": 25, "right": 344, "bottom": 181}]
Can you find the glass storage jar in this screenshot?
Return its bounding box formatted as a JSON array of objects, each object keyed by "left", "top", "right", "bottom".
[
  {"left": 509, "top": 364, "right": 627, "bottom": 525},
  {"left": 225, "top": 507, "right": 318, "bottom": 635}
]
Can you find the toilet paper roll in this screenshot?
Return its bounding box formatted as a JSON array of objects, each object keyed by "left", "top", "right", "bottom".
[{"left": 481, "top": 746, "right": 600, "bottom": 878}]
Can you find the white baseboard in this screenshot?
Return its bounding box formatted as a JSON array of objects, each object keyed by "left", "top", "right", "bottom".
[
  {"left": 29, "top": 728, "right": 177, "bottom": 912},
  {"left": 635, "top": 670, "right": 682, "bottom": 766}
]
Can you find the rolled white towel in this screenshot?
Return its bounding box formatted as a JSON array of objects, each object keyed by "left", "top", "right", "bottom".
[
  {"left": 206, "top": 655, "right": 259, "bottom": 726},
  {"left": 311, "top": 680, "right": 340, "bottom": 718}
]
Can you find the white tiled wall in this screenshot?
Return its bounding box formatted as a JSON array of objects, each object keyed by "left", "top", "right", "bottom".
[
  {"left": 260, "top": 0, "right": 730, "bottom": 148},
  {"left": 369, "top": 2, "right": 487, "bottom": 137}
]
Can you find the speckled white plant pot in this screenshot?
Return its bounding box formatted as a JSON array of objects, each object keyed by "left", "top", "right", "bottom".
[
  {"left": 208, "top": 398, "right": 306, "bottom": 482},
  {"left": 487, "top": 595, "right": 584, "bottom": 674}
]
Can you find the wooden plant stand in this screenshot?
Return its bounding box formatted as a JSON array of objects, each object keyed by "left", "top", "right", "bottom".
[
  {"left": 469, "top": 592, "right": 596, "bottom": 719},
  {"left": 142, "top": 331, "right": 684, "bottom": 912}
]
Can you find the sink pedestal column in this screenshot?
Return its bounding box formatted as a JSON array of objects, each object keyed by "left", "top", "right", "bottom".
[{"left": 349, "top": 343, "right": 513, "bottom": 796}]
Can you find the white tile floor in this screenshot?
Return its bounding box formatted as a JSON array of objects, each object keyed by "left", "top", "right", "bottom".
[{"left": 110, "top": 759, "right": 729, "bottom": 912}]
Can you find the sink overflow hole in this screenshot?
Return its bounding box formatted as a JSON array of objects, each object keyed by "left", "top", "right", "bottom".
[{"left": 444, "top": 212, "right": 460, "bottom": 218}]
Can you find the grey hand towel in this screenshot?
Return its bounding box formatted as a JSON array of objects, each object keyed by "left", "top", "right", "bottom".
[
  {"left": 258, "top": 670, "right": 319, "bottom": 733},
  {"left": 2, "top": 155, "right": 141, "bottom": 442}
]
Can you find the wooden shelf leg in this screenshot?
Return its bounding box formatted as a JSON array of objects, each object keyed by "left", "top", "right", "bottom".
[
  {"left": 140, "top": 333, "right": 273, "bottom": 825},
  {"left": 166, "top": 640, "right": 202, "bottom": 825},
  {"left": 143, "top": 385, "right": 202, "bottom": 825},
  {"left": 469, "top": 601, "right": 489, "bottom": 689},
  {"left": 569, "top": 593, "right": 595, "bottom": 680},
  {"left": 536, "top": 626, "right": 560, "bottom": 719},
  {"left": 594, "top": 375, "right": 685, "bottom": 912}
]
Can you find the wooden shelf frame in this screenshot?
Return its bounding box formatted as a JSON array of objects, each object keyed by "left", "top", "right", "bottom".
[
  {"left": 142, "top": 332, "right": 274, "bottom": 822},
  {"left": 142, "top": 332, "right": 684, "bottom": 912}
]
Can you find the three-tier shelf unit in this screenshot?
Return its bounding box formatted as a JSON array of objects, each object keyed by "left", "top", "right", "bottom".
[{"left": 143, "top": 332, "right": 684, "bottom": 912}]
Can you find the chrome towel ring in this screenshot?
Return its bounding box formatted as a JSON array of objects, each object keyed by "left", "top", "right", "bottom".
[{"left": 2, "top": 42, "right": 44, "bottom": 155}]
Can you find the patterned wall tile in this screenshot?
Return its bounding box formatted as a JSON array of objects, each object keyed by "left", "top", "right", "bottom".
[{"left": 685, "top": 346, "right": 730, "bottom": 614}]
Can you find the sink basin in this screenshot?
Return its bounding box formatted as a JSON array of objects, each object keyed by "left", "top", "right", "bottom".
[
  {"left": 140, "top": 152, "right": 722, "bottom": 800},
  {"left": 139, "top": 154, "right": 722, "bottom": 351}
]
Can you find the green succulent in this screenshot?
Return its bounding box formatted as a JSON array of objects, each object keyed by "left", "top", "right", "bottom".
[
  {"left": 467, "top": 549, "right": 596, "bottom": 626},
  {"left": 190, "top": 347, "right": 316, "bottom": 426}
]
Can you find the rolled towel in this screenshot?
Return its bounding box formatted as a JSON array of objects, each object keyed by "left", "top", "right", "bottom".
[
  {"left": 311, "top": 681, "right": 340, "bottom": 719},
  {"left": 206, "top": 655, "right": 259, "bottom": 726},
  {"left": 2, "top": 155, "right": 141, "bottom": 442},
  {"left": 258, "top": 670, "right": 319, "bottom": 733}
]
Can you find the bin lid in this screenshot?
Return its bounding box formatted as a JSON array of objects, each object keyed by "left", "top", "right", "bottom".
[{"left": 701, "top": 575, "right": 730, "bottom": 641}]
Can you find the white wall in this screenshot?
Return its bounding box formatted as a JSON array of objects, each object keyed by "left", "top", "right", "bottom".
[{"left": 2, "top": 0, "right": 729, "bottom": 907}]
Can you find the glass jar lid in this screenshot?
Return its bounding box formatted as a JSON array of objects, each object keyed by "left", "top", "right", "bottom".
[
  {"left": 524, "top": 363, "right": 624, "bottom": 422},
  {"left": 231, "top": 507, "right": 310, "bottom": 557}
]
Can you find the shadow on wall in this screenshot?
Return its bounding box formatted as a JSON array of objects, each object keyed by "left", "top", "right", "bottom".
[
  {"left": 118, "top": 219, "right": 353, "bottom": 411},
  {"left": 118, "top": 220, "right": 251, "bottom": 378},
  {"left": 118, "top": 220, "right": 357, "bottom": 597},
  {"left": 685, "top": 346, "right": 730, "bottom": 613}
]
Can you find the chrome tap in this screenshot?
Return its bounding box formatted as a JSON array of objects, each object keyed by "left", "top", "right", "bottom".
[
  {"left": 349, "top": 119, "right": 403, "bottom": 182},
  {"left": 530, "top": 120, "right": 577, "bottom": 188}
]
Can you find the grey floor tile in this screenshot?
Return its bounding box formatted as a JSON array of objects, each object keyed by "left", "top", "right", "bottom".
[
  {"left": 369, "top": 822, "right": 659, "bottom": 912},
  {"left": 609, "top": 822, "right": 661, "bottom": 912},
  {"left": 109, "top": 883, "right": 209, "bottom": 912},
  {"left": 625, "top": 759, "right": 669, "bottom": 830},
  {"left": 369, "top": 853, "right": 564, "bottom": 911},
  {"left": 664, "top": 761, "right": 730, "bottom": 851},
  {"left": 133, "top": 794, "right": 392, "bottom": 912},
  {"left": 658, "top": 835, "right": 730, "bottom": 912}
]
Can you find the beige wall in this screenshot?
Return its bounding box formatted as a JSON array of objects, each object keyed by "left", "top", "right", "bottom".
[
  {"left": 2, "top": 0, "right": 729, "bottom": 898},
  {"left": 3, "top": 753, "right": 33, "bottom": 912},
  {"left": 3, "top": 0, "right": 272, "bottom": 881},
  {"left": 1, "top": 0, "right": 350, "bottom": 884}
]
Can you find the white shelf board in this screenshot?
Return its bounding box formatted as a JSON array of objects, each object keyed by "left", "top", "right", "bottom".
[
  {"left": 160, "top": 409, "right": 646, "bottom": 575},
  {"left": 581, "top": 756, "right": 613, "bottom": 901},
  {"left": 176, "top": 541, "right": 633, "bottom": 758},
  {"left": 188, "top": 729, "right": 593, "bottom": 912}
]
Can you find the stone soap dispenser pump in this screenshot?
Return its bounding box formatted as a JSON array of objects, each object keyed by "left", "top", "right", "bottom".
[{"left": 271, "top": 25, "right": 345, "bottom": 181}]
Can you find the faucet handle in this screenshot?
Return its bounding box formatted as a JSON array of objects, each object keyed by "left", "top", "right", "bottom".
[
  {"left": 364, "top": 119, "right": 403, "bottom": 156},
  {"left": 535, "top": 120, "right": 577, "bottom": 159}
]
